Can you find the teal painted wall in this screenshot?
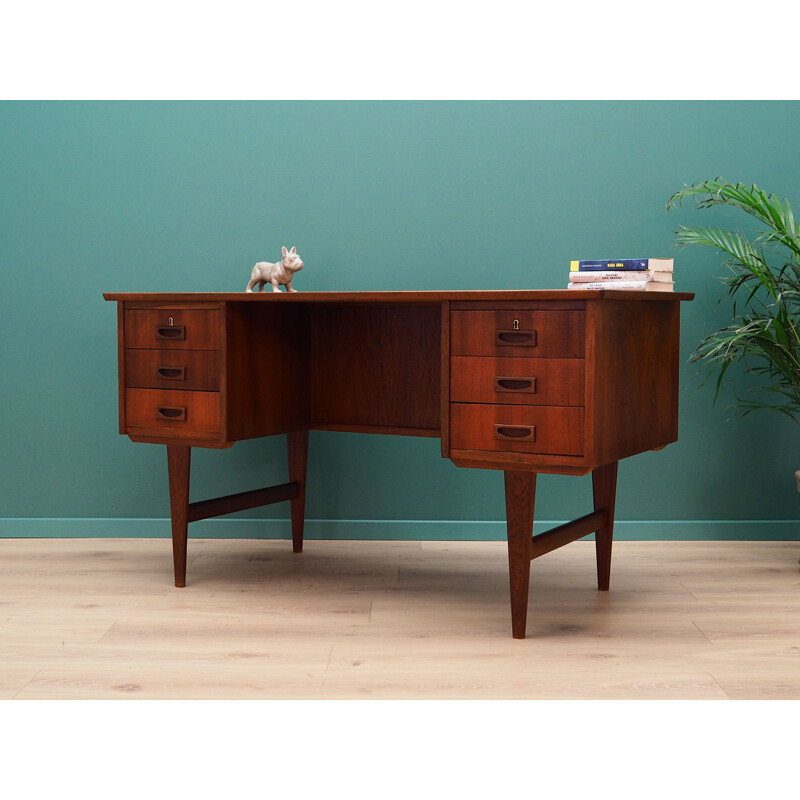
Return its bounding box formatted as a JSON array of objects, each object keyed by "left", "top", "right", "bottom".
[{"left": 2, "top": 100, "right": 799, "bottom": 540}]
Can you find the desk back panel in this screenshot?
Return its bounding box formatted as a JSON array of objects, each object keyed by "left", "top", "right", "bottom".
[{"left": 309, "top": 304, "right": 441, "bottom": 436}]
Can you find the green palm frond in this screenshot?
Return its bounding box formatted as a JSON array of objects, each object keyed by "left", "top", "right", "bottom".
[
  {"left": 668, "top": 179, "right": 800, "bottom": 419},
  {"left": 667, "top": 179, "right": 800, "bottom": 261}
]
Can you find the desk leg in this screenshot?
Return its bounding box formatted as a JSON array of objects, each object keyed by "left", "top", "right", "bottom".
[
  {"left": 592, "top": 461, "right": 618, "bottom": 591},
  {"left": 288, "top": 429, "right": 308, "bottom": 554},
  {"left": 167, "top": 444, "right": 191, "bottom": 588},
  {"left": 504, "top": 470, "right": 537, "bottom": 639}
]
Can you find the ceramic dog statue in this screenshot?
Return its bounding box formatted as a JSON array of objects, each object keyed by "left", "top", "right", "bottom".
[{"left": 246, "top": 246, "right": 304, "bottom": 293}]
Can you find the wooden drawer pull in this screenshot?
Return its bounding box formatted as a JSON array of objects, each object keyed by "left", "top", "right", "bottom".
[
  {"left": 157, "top": 406, "right": 186, "bottom": 421},
  {"left": 496, "top": 330, "right": 536, "bottom": 346},
  {"left": 495, "top": 425, "right": 535, "bottom": 441},
  {"left": 157, "top": 366, "right": 186, "bottom": 380},
  {"left": 155, "top": 326, "right": 186, "bottom": 341},
  {"left": 495, "top": 376, "right": 536, "bottom": 393}
]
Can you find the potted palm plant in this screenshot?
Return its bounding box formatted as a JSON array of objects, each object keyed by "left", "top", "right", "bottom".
[
  {"left": 666, "top": 180, "right": 800, "bottom": 561},
  {"left": 666, "top": 178, "right": 800, "bottom": 420}
]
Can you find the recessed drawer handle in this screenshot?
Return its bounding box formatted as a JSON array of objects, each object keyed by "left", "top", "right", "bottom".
[
  {"left": 157, "top": 366, "right": 186, "bottom": 380},
  {"left": 155, "top": 326, "right": 186, "bottom": 341},
  {"left": 495, "top": 377, "right": 536, "bottom": 393},
  {"left": 496, "top": 330, "right": 536, "bottom": 346},
  {"left": 495, "top": 425, "right": 535, "bottom": 441},
  {"left": 157, "top": 406, "right": 186, "bottom": 421}
]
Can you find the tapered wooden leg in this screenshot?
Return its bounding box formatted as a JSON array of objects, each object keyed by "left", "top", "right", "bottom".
[
  {"left": 287, "top": 429, "right": 308, "bottom": 554},
  {"left": 504, "top": 470, "right": 537, "bottom": 639},
  {"left": 167, "top": 444, "right": 191, "bottom": 588},
  {"left": 592, "top": 461, "right": 618, "bottom": 591}
]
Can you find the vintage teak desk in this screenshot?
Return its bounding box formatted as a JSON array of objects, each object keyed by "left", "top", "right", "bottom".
[{"left": 104, "top": 290, "right": 693, "bottom": 638}]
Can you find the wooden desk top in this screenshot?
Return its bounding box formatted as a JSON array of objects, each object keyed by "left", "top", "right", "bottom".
[{"left": 104, "top": 289, "right": 695, "bottom": 304}]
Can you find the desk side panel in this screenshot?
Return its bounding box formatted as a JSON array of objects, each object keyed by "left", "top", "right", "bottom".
[
  {"left": 116, "top": 302, "right": 126, "bottom": 435},
  {"left": 440, "top": 301, "right": 451, "bottom": 456},
  {"left": 586, "top": 299, "right": 681, "bottom": 466},
  {"left": 224, "top": 303, "right": 310, "bottom": 441}
]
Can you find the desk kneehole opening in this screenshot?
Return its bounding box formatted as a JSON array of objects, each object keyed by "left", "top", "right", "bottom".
[{"left": 495, "top": 424, "right": 535, "bottom": 442}]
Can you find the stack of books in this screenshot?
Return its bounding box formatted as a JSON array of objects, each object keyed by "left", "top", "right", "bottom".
[{"left": 567, "top": 258, "right": 674, "bottom": 291}]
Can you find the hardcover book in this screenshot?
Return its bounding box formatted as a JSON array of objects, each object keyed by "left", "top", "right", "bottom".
[{"left": 570, "top": 258, "right": 674, "bottom": 272}]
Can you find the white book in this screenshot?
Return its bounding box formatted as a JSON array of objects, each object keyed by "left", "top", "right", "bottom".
[
  {"left": 567, "top": 280, "right": 675, "bottom": 292},
  {"left": 569, "top": 270, "right": 673, "bottom": 283}
]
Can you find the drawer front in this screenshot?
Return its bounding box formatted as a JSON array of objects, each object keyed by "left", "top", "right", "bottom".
[
  {"left": 451, "top": 356, "right": 584, "bottom": 406},
  {"left": 450, "top": 403, "right": 584, "bottom": 455},
  {"left": 125, "top": 349, "right": 220, "bottom": 391},
  {"left": 451, "top": 310, "right": 585, "bottom": 357},
  {"left": 124, "top": 309, "right": 220, "bottom": 350},
  {"left": 125, "top": 388, "right": 221, "bottom": 433}
]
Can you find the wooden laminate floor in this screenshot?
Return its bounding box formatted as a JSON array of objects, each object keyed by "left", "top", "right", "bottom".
[{"left": 0, "top": 538, "right": 798, "bottom": 700}]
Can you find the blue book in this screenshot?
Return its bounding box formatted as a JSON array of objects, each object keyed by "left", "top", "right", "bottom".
[{"left": 570, "top": 258, "right": 673, "bottom": 272}]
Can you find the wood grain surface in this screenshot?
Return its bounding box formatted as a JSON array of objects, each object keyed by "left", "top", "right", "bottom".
[{"left": 2, "top": 538, "right": 796, "bottom": 699}]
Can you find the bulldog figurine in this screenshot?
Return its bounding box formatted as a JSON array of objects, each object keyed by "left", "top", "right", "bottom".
[{"left": 246, "top": 246, "right": 304, "bottom": 293}]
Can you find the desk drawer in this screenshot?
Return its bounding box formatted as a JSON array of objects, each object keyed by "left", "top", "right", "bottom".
[
  {"left": 124, "top": 309, "right": 220, "bottom": 350},
  {"left": 125, "top": 349, "right": 220, "bottom": 391},
  {"left": 450, "top": 403, "right": 584, "bottom": 455},
  {"left": 451, "top": 310, "right": 584, "bottom": 357},
  {"left": 451, "top": 356, "right": 584, "bottom": 406},
  {"left": 125, "top": 388, "right": 221, "bottom": 433}
]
